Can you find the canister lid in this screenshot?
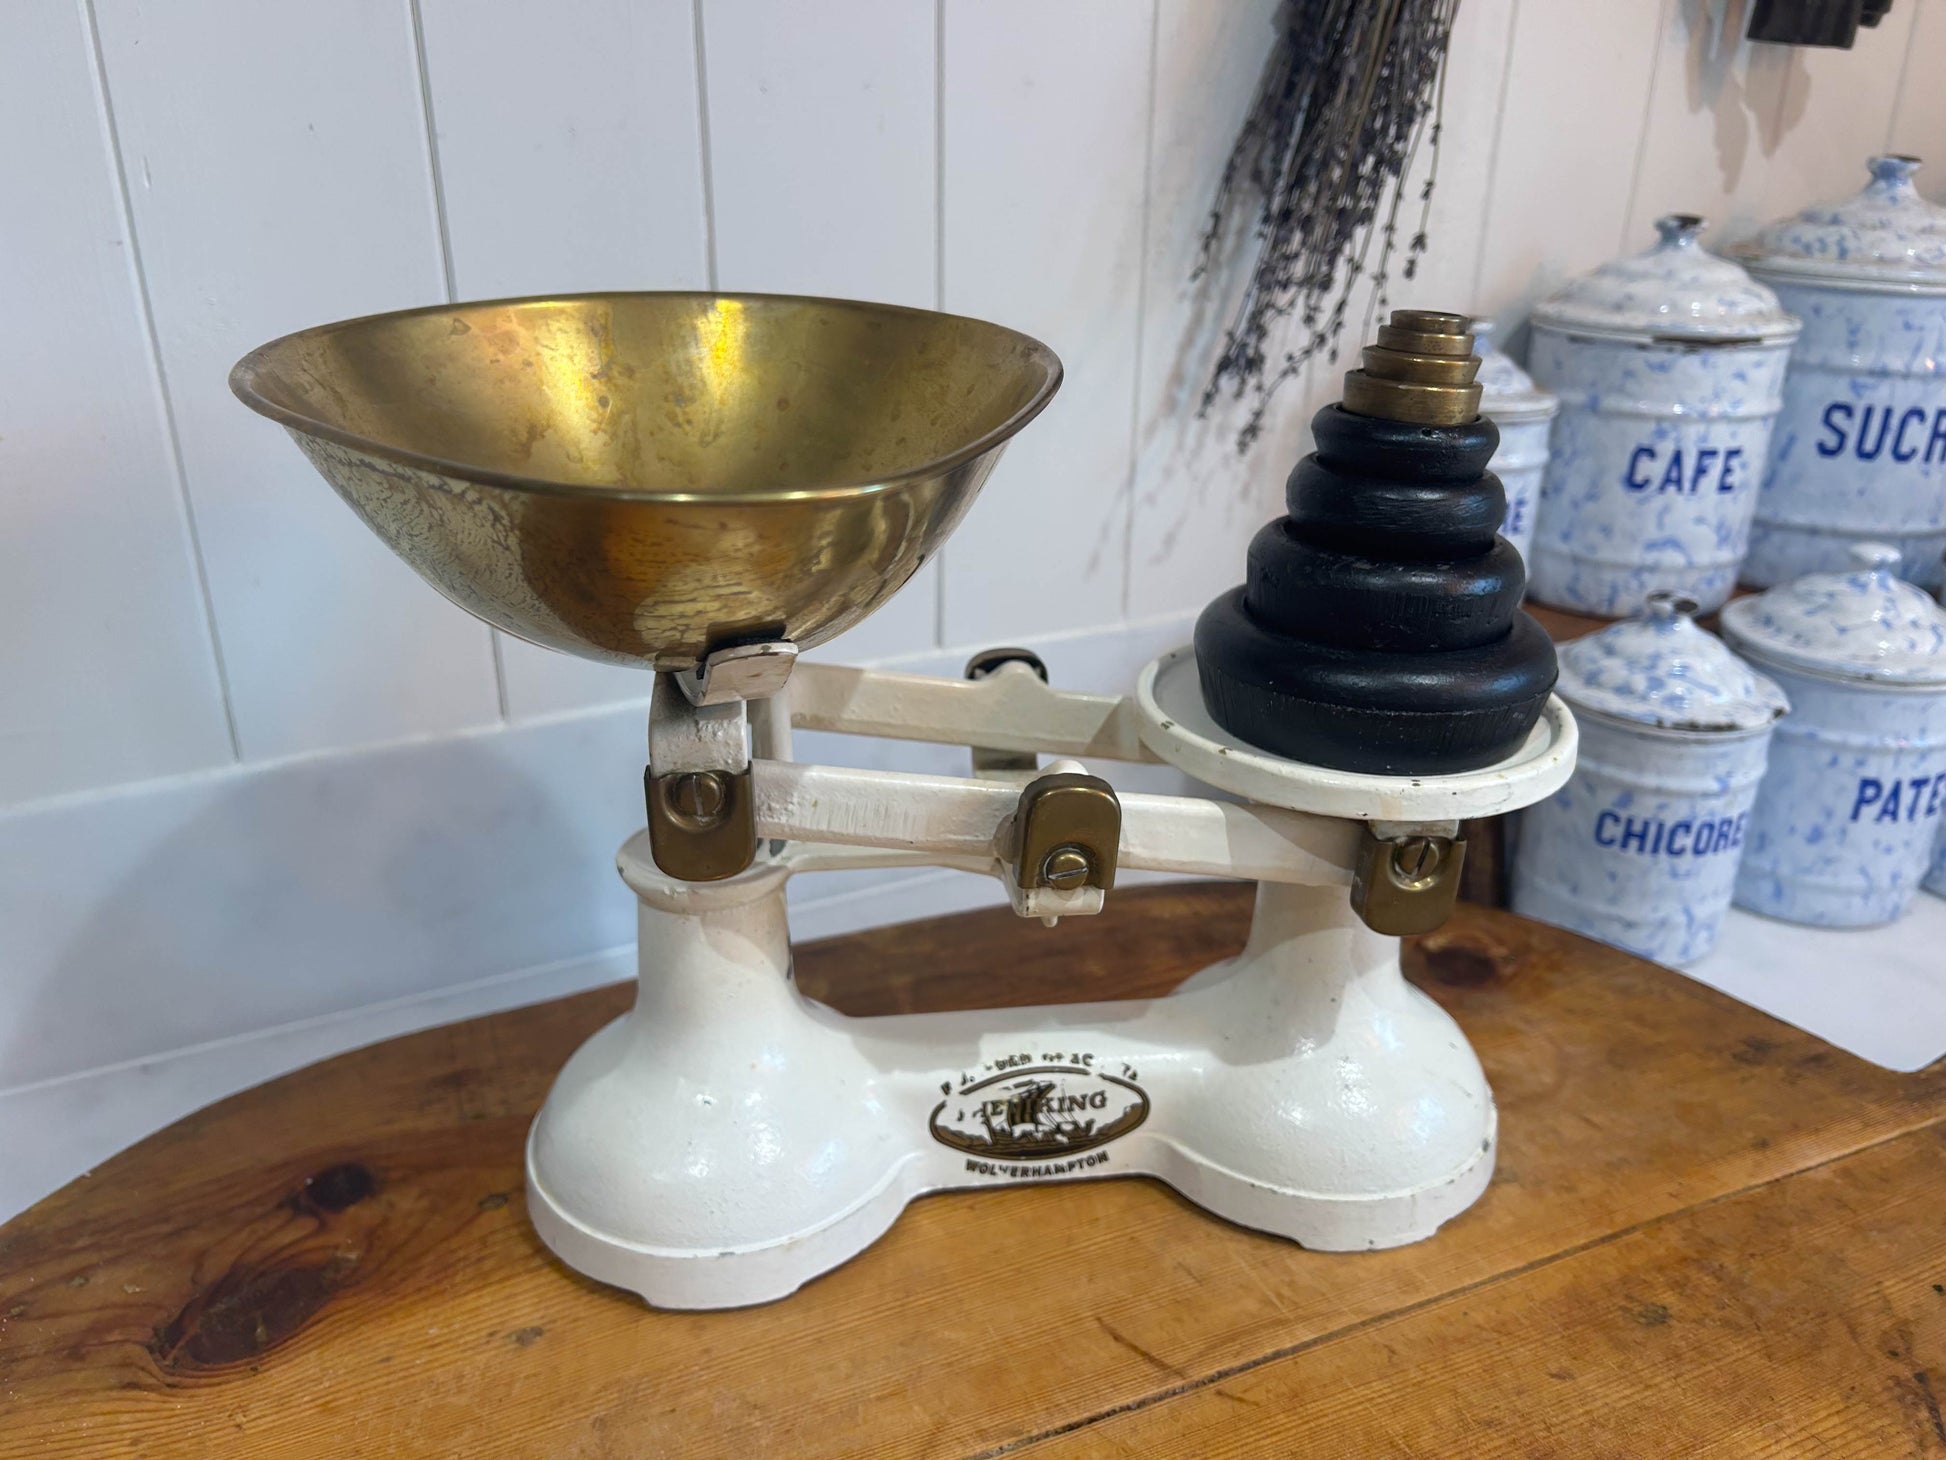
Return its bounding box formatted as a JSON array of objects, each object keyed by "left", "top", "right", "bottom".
[
  {"left": 1719, "top": 544, "right": 1946, "bottom": 686},
  {"left": 1531, "top": 214, "right": 1801, "bottom": 345},
  {"left": 1471, "top": 320, "right": 1558, "bottom": 423},
  {"left": 1556, "top": 593, "right": 1788, "bottom": 732},
  {"left": 1737, "top": 155, "right": 1946, "bottom": 292}
]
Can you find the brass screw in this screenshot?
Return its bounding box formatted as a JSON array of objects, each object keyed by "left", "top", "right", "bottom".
[
  {"left": 1389, "top": 836, "right": 1445, "bottom": 889},
  {"left": 665, "top": 771, "right": 729, "bottom": 830},
  {"left": 1039, "top": 846, "right": 1093, "bottom": 890}
]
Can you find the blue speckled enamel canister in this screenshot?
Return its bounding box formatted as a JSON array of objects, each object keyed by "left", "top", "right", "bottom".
[
  {"left": 1927, "top": 820, "right": 1946, "bottom": 898},
  {"left": 1526, "top": 215, "right": 1799, "bottom": 616},
  {"left": 1722, "top": 544, "right": 1946, "bottom": 927},
  {"left": 1473, "top": 320, "right": 1557, "bottom": 566},
  {"left": 1512, "top": 594, "right": 1787, "bottom": 964},
  {"left": 1739, "top": 157, "right": 1946, "bottom": 591}
]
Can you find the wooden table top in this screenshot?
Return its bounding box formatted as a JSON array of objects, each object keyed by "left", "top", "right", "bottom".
[{"left": 3, "top": 882, "right": 1943, "bottom": 1457}]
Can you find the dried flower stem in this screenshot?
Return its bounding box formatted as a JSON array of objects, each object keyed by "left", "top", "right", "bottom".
[{"left": 1198, "top": 0, "right": 1461, "bottom": 451}]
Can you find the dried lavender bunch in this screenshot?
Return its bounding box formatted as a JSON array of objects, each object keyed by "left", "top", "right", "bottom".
[{"left": 1199, "top": 0, "right": 1460, "bottom": 450}]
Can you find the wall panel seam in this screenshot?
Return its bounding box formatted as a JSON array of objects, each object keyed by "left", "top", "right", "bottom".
[
  {"left": 1885, "top": 1, "right": 1923, "bottom": 150},
  {"left": 406, "top": 0, "right": 460, "bottom": 304},
  {"left": 933, "top": 0, "right": 950, "bottom": 650},
  {"left": 1769, "top": 25, "right": 1799, "bottom": 134},
  {"left": 1121, "top": 0, "right": 1163, "bottom": 623},
  {"left": 1617, "top": 0, "right": 1677, "bottom": 253},
  {"left": 1467, "top": 0, "right": 1523, "bottom": 308},
  {"left": 693, "top": 0, "right": 720, "bottom": 291},
  {"left": 77, "top": 0, "right": 242, "bottom": 763},
  {"left": 407, "top": 0, "right": 512, "bottom": 722}
]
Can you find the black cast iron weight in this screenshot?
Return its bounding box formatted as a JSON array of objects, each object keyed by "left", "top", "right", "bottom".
[{"left": 1194, "top": 309, "right": 1558, "bottom": 775}]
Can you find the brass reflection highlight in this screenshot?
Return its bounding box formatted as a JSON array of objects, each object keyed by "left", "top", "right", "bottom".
[{"left": 233, "top": 293, "right": 1062, "bottom": 669}]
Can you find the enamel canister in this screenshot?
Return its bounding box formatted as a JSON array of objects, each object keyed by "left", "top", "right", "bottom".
[
  {"left": 1526, "top": 214, "right": 1800, "bottom": 615},
  {"left": 1512, "top": 593, "right": 1787, "bottom": 965},
  {"left": 1472, "top": 319, "right": 1557, "bottom": 565},
  {"left": 1924, "top": 575, "right": 1946, "bottom": 900},
  {"left": 1739, "top": 156, "right": 1946, "bottom": 590},
  {"left": 1722, "top": 544, "right": 1946, "bottom": 926}
]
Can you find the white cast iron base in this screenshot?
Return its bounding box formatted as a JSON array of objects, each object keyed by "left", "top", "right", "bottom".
[{"left": 526, "top": 849, "right": 1496, "bottom": 1310}]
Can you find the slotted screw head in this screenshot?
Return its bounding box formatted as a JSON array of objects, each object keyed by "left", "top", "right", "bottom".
[
  {"left": 1040, "top": 846, "right": 1092, "bottom": 890},
  {"left": 1389, "top": 836, "right": 1445, "bottom": 888},
  {"left": 666, "top": 770, "right": 729, "bottom": 830}
]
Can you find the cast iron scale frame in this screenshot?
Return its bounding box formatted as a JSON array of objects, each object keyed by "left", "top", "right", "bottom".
[{"left": 232, "top": 293, "right": 1573, "bottom": 1309}]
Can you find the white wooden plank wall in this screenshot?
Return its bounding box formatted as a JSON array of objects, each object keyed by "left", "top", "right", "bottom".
[
  {"left": 13, "top": 0, "right": 1943, "bottom": 804},
  {"left": 3, "top": 0, "right": 1945, "bottom": 1217},
  {"left": 90, "top": 0, "right": 502, "bottom": 762},
  {"left": 416, "top": 0, "right": 711, "bottom": 719},
  {"left": 1476, "top": 2, "right": 1672, "bottom": 323},
  {"left": 0, "top": 3, "right": 232, "bottom": 805},
  {"left": 1893, "top": 0, "right": 1946, "bottom": 152},
  {"left": 938, "top": 0, "right": 1155, "bottom": 643},
  {"left": 1761, "top": 4, "right": 1921, "bottom": 220},
  {"left": 1126, "top": 0, "right": 1293, "bottom": 623},
  {"left": 705, "top": 0, "right": 943, "bottom": 663}
]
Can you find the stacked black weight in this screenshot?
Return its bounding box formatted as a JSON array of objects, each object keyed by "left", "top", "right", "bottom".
[{"left": 1194, "top": 404, "right": 1557, "bottom": 775}]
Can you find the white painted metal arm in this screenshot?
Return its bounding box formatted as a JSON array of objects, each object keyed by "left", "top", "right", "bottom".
[
  {"left": 775, "top": 842, "right": 997, "bottom": 878},
  {"left": 786, "top": 661, "right": 1161, "bottom": 763},
  {"left": 1118, "top": 792, "right": 1358, "bottom": 885},
  {"left": 757, "top": 762, "right": 1013, "bottom": 857},
  {"left": 649, "top": 673, "right": 749, "bottom": 772},
  {"left": 749, "top": 761, "right": 1358, "bottom": 887}
]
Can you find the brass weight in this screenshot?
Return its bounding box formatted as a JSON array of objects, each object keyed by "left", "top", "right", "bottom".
[{"left": 1340, "top": 309, "right": 1483, "bottom": 426}]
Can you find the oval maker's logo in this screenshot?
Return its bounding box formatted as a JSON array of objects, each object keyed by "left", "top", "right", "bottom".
[{"left": 929, "top": 1065, "right": 1149, "bottom": 1161}]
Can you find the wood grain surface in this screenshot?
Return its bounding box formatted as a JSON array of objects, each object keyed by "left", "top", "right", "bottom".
[
  {"left": 2, "top": 883, "right": 1941, "bottom": 1458},
  {"left": 1525, "top": 600, "right": 1609, "bottom": 644}
]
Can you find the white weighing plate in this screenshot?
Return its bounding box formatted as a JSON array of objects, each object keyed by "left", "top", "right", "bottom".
[{"left": 1134, "top": 647, "right": 1576, "bottom": 822}]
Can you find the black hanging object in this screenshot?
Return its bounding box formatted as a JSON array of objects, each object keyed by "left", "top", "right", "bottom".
[
  {"left": 1747, "top": 0, "right": 1893, "bottom": 47},
  {"left": 1194, "top": 311, "right": 1557, "bottom": 776}
]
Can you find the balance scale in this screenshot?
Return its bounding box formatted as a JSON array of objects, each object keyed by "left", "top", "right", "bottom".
[{"left": 233, "top": 293, "right": 1575, "bottom": 1310}]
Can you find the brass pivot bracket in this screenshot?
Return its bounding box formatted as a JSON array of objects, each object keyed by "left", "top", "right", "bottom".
[
  {"left": 1350, "top": 822, "right": 1469, "bottom": 936},
  {"left": 964, "top": 647, "right": 1049, "bottom": 775},
  {"left": 1340, "top": 309, "right": 1482, "bottom": 426},
  {"left": 1009, "top": 771, "right": 1120, "bottom": 918},
  {"left": 645, "top": 674, "right": 759, "bottom": 882},
  {"left": 645, "top": 767, "right": 757, "bottom": 883}
]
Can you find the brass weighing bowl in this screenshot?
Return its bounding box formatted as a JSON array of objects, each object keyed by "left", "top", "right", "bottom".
[{"left": 232, "top": 293, "right": 1061, "bottom": 669}]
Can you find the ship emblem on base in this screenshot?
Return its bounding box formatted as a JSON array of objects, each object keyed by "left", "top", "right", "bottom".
[{"left": 929, "top": 1064, "right": 1149, "bottom": 1161}]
